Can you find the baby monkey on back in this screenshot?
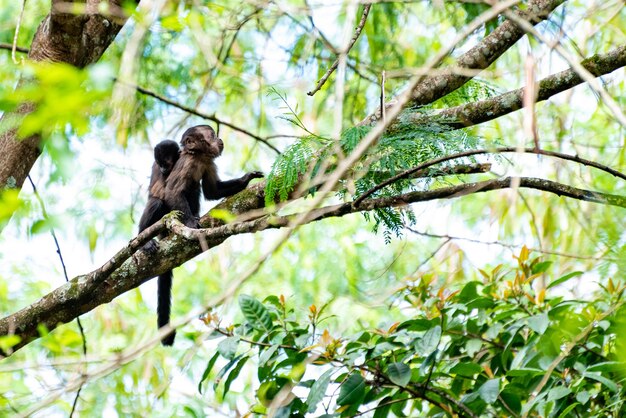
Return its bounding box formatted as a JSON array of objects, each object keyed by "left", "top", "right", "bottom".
[{"left": 138, "top": 125, "right": 263, "bottom": 345}]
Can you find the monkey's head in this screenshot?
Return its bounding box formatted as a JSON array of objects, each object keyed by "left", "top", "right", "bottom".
[
  {"left": 154, "top": 139, "right": 180, "bottom": 174},
  {"left": 181, "top": 125, "right": 223, "bottom": 158}
]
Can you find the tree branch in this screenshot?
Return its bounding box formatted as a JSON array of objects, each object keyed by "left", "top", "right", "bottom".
[
  {"left": 412, "top": 44, "right": 626, "bottom": 130},
  {"left": 0, "top": 43, "right": 28, "bottom": 53},
  {"left": 0, "top": 0, "right": 137, "bottom": 194},
  {"left": 307, "top": 4, "right": 372, "bottom": 96},
  {"left": 360, "top": 0, "right": 566, "bottom": 126},
  {"left": 354, "top": 146, "right": 626, "bottom": 205},
  {"left": 3, "top": 170, "right": 624, "bottom": 356},
  {"left": 123, "top": 80, "right": 281, "bottom": 154}
]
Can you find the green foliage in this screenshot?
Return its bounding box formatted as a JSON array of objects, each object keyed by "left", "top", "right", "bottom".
[
  {"left": 264, "top": 135, "right": 332, "bottom": 205},
  {"left": 196, "top": 249, "right": 626, "bottom": 417},
  {"left": 265, "top": 119, "right": 482, "bottom": 240},
  {"left": 431, "top": 78, "right": 500, "bottom": 109},
  {"left": 3, "top": 62, "right": 113, "bottom": 139}
]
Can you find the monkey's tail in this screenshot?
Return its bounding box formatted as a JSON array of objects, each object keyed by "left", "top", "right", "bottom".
[{"left": 157, "top": 271, "right": 176, "bottom": 346}]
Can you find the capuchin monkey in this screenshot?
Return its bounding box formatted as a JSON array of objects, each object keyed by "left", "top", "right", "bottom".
[
  {"left": 144, "top": 125, "right": 263, "bottom": 346},
  {"left": 137, "top": 140, "right": 181, "bottom": 253}
]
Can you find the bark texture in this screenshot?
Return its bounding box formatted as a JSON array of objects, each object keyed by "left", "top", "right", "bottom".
[
  {"left": 360, "top": 0, "right": 566, "bottom": 126},
  {"left": 0, "top": 186, "right": 265, "bottom": 355},
  {"left": 414, "top": 45, "right": 626, "bottom": 129},
  {"left": 3, "top": 170, "right": 625, "bottom": 355},
  {"left": 0, "top": 0, "right": 136, "bottom": 191}
]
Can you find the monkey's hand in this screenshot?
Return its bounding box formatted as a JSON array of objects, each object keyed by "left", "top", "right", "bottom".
[
  {"left": 142, "top": 239, "right": 159, "bottom": 255},
  {"left": 244, "top": 171, "right": 264, "bottom": 183},
  {"left": 184, "top": 216, "right": 201, "bottom": 229}
]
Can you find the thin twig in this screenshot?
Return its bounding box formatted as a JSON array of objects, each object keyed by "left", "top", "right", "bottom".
[
  {"left": 414, "top": 238, "right": 451, "bottom": 271},
  {"left": 0, "top": 42, "right": 28, "bottom": 53},
  {"left": 26, "top": 175, "right": 87, "bottom": 417},
  {"left": 116, "top": 79, "right": 280, "bottom": 154},
  {"left": 12, "top": 0, "right": 27, "bottom": 63},
  {"left": 353, "top": 147, "right": 626, "bottom": 206},
  {"left": 406, "top": 227, "right": 612, "bottom": 262},
  {"left": 27, "top": 176, "right": 87, "bottom": 354},
  {"left": 307, "top": 4, "right": 372, "bottom": 96},
  {"left": 69, "top": 387, "right": 82, "bottom": 418}
]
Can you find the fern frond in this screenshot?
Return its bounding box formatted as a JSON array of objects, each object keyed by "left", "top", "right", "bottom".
[
  {"left": 433, "top": 78, "right": 500, "bottom": 108},
  {"left": 264, "top": 136, "right": 331, "bottom": 205}
]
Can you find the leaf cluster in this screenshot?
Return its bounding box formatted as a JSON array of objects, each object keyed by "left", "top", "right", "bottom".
[{"left": 196, "top": 248, "right": 626, "bottom": 417}]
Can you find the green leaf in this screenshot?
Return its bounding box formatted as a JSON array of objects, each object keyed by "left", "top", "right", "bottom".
[
  {"left": 547, "top": 386, "right": 571, "bottom": 402},
  {"left": 547, "top": 271, "right": 583, "bottom": 289},
  {"left": 306, "top": 369, "right": 333, "bottom": 413},
  {"left": 198, "top": 352, "right": 220, "bottom": 394},
  {"left": 387, "top": 362, "right": 411, "bottom": 387},
  {"left": 500, "top": 389, "right": 522, "bottom": 415},
  {"left": 557, "top": 402, "right": 580, "bottom": 418},
  {"left": 465, "top": 339, "right": 483, "bottom": 357},
  {"left": 224, "top": 356, "right": 249, "bottom": 397},
  {"left": 416, "top": 325, "right": 441, "bottom": 354},
  {"left": 214, "top": 355, "right": 244, "bottom": 391},
  {"left": 576, "top": 391, "right": 590, "bottom": 404},
  {"left": 586, "top": 361, "right": 623, "bottom": 373},
  {"left": 458, "top": 281, "right": 480, "bottom": 302},
  {"left": 0, "top": 335, "right": 21, "bottom": 352},
  {"left": 217, "top": 336, "right": 240, "bottom": 360},
  {"left": 527, "top": 312, "right": 549, "bottom": 335},
  {"left": 507, "top": 368, "right": 544, "bottom": 377},
  {"left": 274, "top": 406, "right": 291, "bottom": 418},
  {"left": 478, "top": 379, "right": 500, "bottom": 404},
  {"left": 337, "top": 373, "right": 366, "bottom": 406},
  {"left": 373, "top": 396, "right": 393, "bottom": 418},
  {"left": 259, "top": 344, "right": 279, "bottom": 366},
  {"left": 390, "top": 391, "right": 409, "bottom": 416},
  {"left": 257, "top": 380, "right": 279, "bottom": 407},
  {"left": 450, "top": 362, "right": 482, "bottom": 377},
  {"left": 532, "top": 261, "right": 552, "bottom": 274},
  {"left": 583, "top": 372, "right": 618, "bottom": 392},
  {"left": 239, "top": 294, "right": 273, "bottom": 333}
]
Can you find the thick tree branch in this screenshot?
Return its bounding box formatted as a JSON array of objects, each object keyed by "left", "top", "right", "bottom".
[
  {"left": 0, "top": 186, "right": 264, "bottom": 356},
  {"left": 2, "top": 169, "right": 624, "bottom": 356},
  {"left": 0, "top": 0, "right": 137, "bottom": 193},
  {"left": 411, "top": 44, "right": 626, "bottom": 129},
  {"left": 360, "top": 0, "right": 566, "bottom": 126}
]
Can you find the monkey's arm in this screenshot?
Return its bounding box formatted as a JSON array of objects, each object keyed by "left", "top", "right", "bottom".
[
  {"left": 164, "top": 182, "right": 201, "bottom": 228},
  {"left": 202, "top": 171, "right": 263, "bottom": 199}
]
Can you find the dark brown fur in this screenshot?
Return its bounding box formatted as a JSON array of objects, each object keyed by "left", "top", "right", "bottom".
[
  {"left": 152, "top": 125, "right": 263, "bottom": 346},
  {"left": 138, "top": 139, "right": 181, "bottom": 252},
  {"left": 159, "top": 125, "right": 263, "bottom": 227}
]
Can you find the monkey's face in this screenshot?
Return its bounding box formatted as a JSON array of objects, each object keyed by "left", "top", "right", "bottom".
[
  {"left": 154, "top": 139, "right": 181, "bottom": 174},
  {"left": 200, "top": 127, "right": 223, "bottom": 158},
  {"left": 159, "top": 157, "right": 177, "bottom": 174},
  {"left": 181, "top": 125, "right": 223, "bottom": 158}
]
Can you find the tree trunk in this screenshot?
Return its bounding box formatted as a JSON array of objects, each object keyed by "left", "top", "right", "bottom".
[{"left": 0, "top": 1, "right": 136, "bottom": 192}]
